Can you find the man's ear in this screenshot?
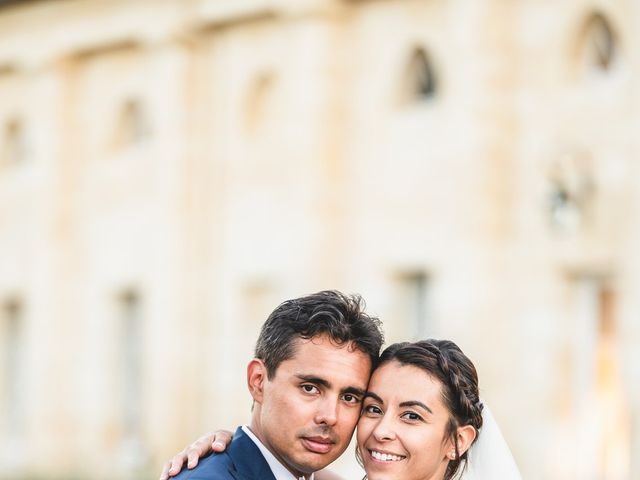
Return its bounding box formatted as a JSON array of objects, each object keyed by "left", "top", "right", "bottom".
[
  {"left": 247, "top": 359, "right": 267, "bottom": 404},
  {"left": 455, "top": 424, "right": 477, "bottom": 458}
]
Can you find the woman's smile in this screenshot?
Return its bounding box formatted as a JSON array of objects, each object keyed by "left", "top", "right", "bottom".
[{"left": 356, "top": 361, "right": 453, "bottom": 480}]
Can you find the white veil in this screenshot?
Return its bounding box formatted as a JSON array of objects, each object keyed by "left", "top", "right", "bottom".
[{"left": 459, "top": 403, "right": 522, "bottom": 480}]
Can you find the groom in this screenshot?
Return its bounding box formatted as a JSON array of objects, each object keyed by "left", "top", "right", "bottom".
[{"left": 168, "top": 290, "right": 384, "bottom": 480}]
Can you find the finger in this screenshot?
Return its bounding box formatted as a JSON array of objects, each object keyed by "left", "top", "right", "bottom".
[
  {"left": 183, "top": 438, "right": 207, "bottom": 469},
  {"left": 211, "top": 430, "right": 233, "bottom": 451},
  {"left": 186, "top": 449, "right": 201, "bottom": 469},
  {"left": 159, "top": 461, "right": 171, "bottom": 480},
  {"left": 211, "top": 440, "right": 225, "bottom": 452},
  {"left": 168, "top": 453, "right": 187, "bottom": 475}
]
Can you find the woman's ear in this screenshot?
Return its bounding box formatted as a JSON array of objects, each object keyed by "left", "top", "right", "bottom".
[
  {"left": 455, "top": 425, "right": 477, "bottom": 458},
  {"left": 247, "top": 359, "right": 267, "bottom": 404}
]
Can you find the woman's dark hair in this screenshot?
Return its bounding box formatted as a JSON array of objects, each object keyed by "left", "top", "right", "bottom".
[
  {"left": 254, "top": 290, "right": 384, "bottom": 378},
  {"left": 375, "top": 339, "right": 483, "bottom": 480}
]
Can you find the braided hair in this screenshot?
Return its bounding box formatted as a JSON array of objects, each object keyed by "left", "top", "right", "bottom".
[{"left": 377, "top": 339, "right": 483, "bottom": 480}]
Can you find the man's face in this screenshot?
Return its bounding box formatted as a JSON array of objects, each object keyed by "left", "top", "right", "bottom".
[{"left": 249, "top": 333, "right": 372, "bottom": 477}]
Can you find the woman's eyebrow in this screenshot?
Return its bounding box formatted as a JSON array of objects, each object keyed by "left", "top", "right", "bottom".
[
  {"left": 363, "top": 391, "right": 384, "bottom": 404},
  {"left": 399, "top": 400, "right": 433, "bottom": 414}
]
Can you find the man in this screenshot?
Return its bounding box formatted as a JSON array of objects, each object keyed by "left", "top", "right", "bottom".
[{"left": 166, "top": 290, "right": 384, "bottom": 480}]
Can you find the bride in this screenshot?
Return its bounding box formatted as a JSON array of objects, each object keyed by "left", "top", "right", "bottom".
[{"left": 160, "top": 339, "right": 521, "bottom": 480}]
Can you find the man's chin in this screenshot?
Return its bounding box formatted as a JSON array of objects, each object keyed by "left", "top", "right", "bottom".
[{"left": 291, "top": 449, "right": 342, "bottom": 473}]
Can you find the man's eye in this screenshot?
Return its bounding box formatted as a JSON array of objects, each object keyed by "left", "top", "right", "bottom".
[
  {"left": 301, "top": 385, "right": 319, "bottom": 394},
  {"left": 342, "top": 393, "right": 361, "bottom": 404}
]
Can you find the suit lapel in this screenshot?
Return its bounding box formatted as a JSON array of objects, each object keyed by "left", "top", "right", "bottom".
[{"left": 226, "top": 427, "right": 277, "bottom": 480}]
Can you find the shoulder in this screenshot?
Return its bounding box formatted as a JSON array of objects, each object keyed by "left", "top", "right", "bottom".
[
  {"left": 172, "top": 427, "right": 274, "bottom": 480},
  {"left": 170, "top": 451, "right": 233, "bottom": 480}
]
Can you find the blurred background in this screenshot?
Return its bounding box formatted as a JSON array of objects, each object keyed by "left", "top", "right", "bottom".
[{"left": 0, "top": 0, "right": 638, "bottom": 478}]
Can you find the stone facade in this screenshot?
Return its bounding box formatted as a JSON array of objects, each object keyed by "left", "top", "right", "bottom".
[{"left": 0, "top": 0, "right": 638, "bottom": 479}]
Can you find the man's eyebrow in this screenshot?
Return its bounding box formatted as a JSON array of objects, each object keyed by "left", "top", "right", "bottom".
[
  {"left": 341, "top": 386, "right": 366, "bottom": 397},
  {"left": 363, "top": 391, "right": 384, "bottom": 404},
  {"left": 295, "top": 375, "right": 366, "bottom": 397},
  {"left": 295, "top": 374, "right": 331, "bottom": 388},
  {"left": 399, "top": 400, "right": 433, "bottom": 414}
]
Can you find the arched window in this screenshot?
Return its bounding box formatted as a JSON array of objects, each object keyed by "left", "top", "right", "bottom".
[
  {"left": 544, "top": 150, "right": 595, "bottom": 232},
  {"left": 112, "top": 98, "right": 149, "bottom": 150},
  {"left": 576, "top": 12, "right": 618, "bottom": 75},
  {"left": 399, "top": 47, "right": 437, "bottom": 105}
]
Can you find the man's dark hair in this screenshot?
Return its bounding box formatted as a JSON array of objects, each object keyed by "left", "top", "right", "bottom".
[{"left": 254, "top": 290, "right": 384, "bottom": 379}]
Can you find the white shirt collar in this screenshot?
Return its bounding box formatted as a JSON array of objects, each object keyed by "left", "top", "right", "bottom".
[{"left": 241, "top": 425, "right": 315, "bottom": 480}]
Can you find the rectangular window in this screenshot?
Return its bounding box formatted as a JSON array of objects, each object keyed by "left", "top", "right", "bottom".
[
  {"left": 1, "top": 298, "right": 25, "bottom": 438},
  {"left": 1, "top": 118, "right": 29, "bottom": 166},
  {"left": 394, "top": 271, "right": 430, "bottom": 340},
  {"left": 117, "top": 290, "right": 142, "bottom": 441},
  {"left": 237, "top": 280, "right": 275, "bottom": 369},
  {"left": 113, "top": 99, "right": 149, "bottom": 151},
  {"left": 241, "top": 281, "right": 274, "bottom": 335},
  {"left": 632, "top": 409, "right": 640, "bottom": 480},
  {"left": 571, "top": 276, "right": 629, "bottom": 479}
]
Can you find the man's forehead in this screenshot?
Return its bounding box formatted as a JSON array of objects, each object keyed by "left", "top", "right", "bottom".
[
  {"left": 290, "top": 334, "right": 369, "bottom": 359},
  {"left": 281, "top": 335, "right": 372, "bottom": 381}
]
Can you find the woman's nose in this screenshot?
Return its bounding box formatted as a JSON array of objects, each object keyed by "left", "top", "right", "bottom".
[{"left": 372, "top": 415, "right": 396, "bottom": 441}]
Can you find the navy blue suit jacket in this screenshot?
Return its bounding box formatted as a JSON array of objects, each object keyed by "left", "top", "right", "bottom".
[{"left": 171, "top": 427, "right": 276, "bottom": 480}]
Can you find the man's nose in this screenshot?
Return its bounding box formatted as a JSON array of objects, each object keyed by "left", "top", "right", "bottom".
[{"left": 314, "top": 396, "right": 339, "bottom": 426}]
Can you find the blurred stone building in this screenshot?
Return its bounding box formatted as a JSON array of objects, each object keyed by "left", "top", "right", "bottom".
[{"left": 0, "top": 0, "right": 638, "bottom": 478}]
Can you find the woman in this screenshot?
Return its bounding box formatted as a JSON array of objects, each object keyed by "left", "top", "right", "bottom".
[
  {"left": 160, "top": 339, "right": 520, "bottom": 480},
  {"left": 355, "top": 339, "right": 481, "bottom": 480}
]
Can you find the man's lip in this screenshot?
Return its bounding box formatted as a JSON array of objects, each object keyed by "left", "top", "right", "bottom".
[{"left": 300, "top": 436, "right": 335, "bottom": 454}]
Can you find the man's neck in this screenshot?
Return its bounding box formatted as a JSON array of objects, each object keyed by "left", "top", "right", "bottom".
[{"left": 246, "top": 422, "right": 314, "bottom": 480}]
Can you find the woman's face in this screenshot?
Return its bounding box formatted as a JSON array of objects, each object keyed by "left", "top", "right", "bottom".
[{"left": 356, "top": 360, "right": 454, "bottom": 480}]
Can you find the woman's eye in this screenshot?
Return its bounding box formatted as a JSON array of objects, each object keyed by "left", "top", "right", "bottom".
[
  {"left": 401, "top": 411, "right": 422, "bottom": 421},
  {"left": 301, "top": 384, "right": 319, "bottom": 394},
  {"left": 364, "top": 404, "right": 382, "bottom": 415}
]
